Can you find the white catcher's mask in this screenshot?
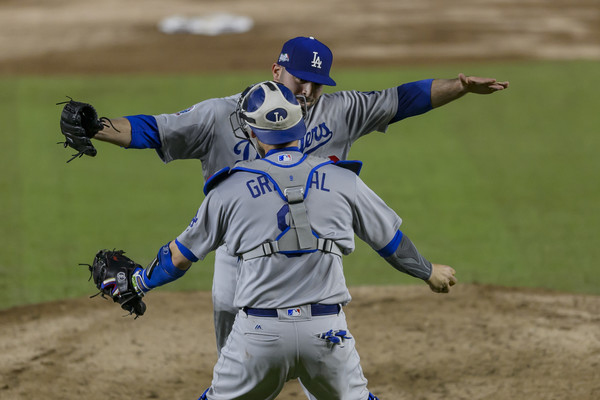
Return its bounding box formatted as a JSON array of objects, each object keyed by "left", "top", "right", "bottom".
[{"left": 230, "top": 81, "right": 307, "bottom": 150}]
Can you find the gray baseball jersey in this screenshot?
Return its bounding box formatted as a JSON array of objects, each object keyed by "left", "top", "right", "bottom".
[
  {"left": 175, "top": 148, "right": 416, "bottom": 399},
  {"left": 176, "top": 149, "right": 402, "bottom": 309}
]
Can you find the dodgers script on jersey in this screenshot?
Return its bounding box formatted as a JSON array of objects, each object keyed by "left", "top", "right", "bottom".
[
  {"left": 175, "top": 149, "right": 402, "bottom": 309},
  {"left": 153, "top": 88, "right": 401, "bottom": 180}
]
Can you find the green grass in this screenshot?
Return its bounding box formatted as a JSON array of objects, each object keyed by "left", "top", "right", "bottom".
[{"left": 1, "top": 60, "right": 599, "bottom": 309}]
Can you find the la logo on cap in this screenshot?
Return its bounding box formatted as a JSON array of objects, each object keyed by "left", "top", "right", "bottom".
[
  {"left": 276, "top": 36, "right": 336, "bottom": 86},
  {"left": 311, "top": 52, "right": 322, "bottom": 69}
]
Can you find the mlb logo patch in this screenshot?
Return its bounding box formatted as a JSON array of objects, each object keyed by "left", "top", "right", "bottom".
[
  {"left": 287, "top": 308, "right": 301, "bottom": 317},
  {"left": 278, "top": 154, "right": 292, "bottom": 162},
  {"left": 278, "top": 53, "right": 290, "bottom": 63}
]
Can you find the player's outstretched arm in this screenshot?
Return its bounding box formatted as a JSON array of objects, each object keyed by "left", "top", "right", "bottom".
[
  {"left": 381, "top": 233, "right": 457, "bottom": 294},
  {"left": 430, "top": 73, "right": 509, "bottom": 108},
  {"left": 132, "top": 240, "right": 192, "bottom": 295},
  {"left": 426, "top": 263, "right": 457, "bottom": 293},
  {"left": 58, "top": 99, "right": 138, "bottom": 161},
  {"left": 94, "top": 117, "right": 133, "bottom": 147}
]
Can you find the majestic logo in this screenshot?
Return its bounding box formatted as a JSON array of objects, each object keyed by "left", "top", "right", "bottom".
[
  {"left": 278, "top": 53, "right": 290, "bottom": 63},
  {"left": 287, "top": 308, "right": 301, "bottom": 317},
  {"left": 266, "top": 108, "right": 287, "bottom": 122},
  {"left": 311, "top": 52, "right": 322, "bottom": 69},
  {"left": 175, "top": 105, "right": 195, "bottom": 116}
]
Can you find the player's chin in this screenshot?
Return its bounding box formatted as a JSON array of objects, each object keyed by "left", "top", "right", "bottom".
[{"left": 305, "top": 98, "right": 317, "bottom": 109}]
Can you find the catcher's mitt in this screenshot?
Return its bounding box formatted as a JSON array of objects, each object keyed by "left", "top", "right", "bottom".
[
  {"left": 57, "top": 97, "right": 106, "bottom": 163},
  {"left": 87, "top": 249, "right": 146, "bottom": 318}
]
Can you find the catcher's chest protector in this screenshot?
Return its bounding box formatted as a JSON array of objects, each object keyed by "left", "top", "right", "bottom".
[{"left": 232, "top": 157, "right": 342, "bottom": 260}]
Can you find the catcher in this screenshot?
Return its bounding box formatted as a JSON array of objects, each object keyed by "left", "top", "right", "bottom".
[{"left": 85, "top": 82, "right": 457, "bottom": 399}]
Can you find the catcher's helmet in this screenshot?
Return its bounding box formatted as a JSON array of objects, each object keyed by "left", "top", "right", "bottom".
[{"left": 231, "top": 81, "right": 306, "bottom": 145}]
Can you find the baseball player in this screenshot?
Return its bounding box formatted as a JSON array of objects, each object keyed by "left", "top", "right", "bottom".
[
  {"left": 59, "top": 36, "right": 504, "bottom": 398},
  {"left": 127, "top": 81, "right": 457, "bottom": 399}
]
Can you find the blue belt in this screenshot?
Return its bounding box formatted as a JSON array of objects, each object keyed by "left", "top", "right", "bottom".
[{"left": 243, "top": 303, "right": 340, "bottom": 317}]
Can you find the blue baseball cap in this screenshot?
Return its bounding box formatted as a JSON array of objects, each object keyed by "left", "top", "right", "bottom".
[
  {"left": 276, "top": 36, "right": 336, "bottom": 86},
  {"left": 242, "top": 81, "right": 306, "bottom": 145}
]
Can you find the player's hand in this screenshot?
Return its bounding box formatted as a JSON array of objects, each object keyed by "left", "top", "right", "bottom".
[
  {"left": 426, "top": 263, "right": 457, "bottom": 293},
  {"left": 459, "top": 73, "right": 509, "bottom": 94}
]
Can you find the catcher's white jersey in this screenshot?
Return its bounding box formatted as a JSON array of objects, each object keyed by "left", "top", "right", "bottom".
[{"left": 176, "top": 149, "right": 402, "bottom": 309}]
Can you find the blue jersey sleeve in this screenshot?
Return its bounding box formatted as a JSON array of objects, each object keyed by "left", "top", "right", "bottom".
[
  {"left": 125, "top": 115, "right": 162, "bottom": 149},
  {"left": 390, "top": 79, "right": 433, "bottom": 123}
]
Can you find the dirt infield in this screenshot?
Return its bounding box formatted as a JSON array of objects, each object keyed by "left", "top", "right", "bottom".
[
  {"left": 1, "top": 0, "right": 599, "bottom": 74},
  {"left": 1, "top": 0, "right": 600, "bottom": 399},
  {"left": 1, "top": 285, "right": 599, "bottom": 399}
]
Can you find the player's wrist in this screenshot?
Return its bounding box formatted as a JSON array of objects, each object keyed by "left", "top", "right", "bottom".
[{"left": 132, "top": 268, "right": 150, "bottom": 296}]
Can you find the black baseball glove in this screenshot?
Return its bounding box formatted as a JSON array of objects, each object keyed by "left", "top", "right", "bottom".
[
  {"left": 86, "top": 249, "right": 146, "bottom": 318},
  {"left": 58, "top": 98, "right": 106, "bottom": 162}
]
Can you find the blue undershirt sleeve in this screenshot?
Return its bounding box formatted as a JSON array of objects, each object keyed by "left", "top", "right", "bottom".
[
  {"left": 390, "top": 79, "right": 434, "bottom": 123},
  {"left": 125, "top": 115, "right": 161, "bottom": 149},
  {"left": 175, "top": 239, "right": 199, "bottom": 262}
]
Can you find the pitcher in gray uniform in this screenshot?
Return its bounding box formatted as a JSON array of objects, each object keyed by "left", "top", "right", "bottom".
[
  {"left": 66, "top": 36, "right": 502, "bottom": 385},
  {"left": 129, "top": 82, "right": 457, "bottom": 399}
]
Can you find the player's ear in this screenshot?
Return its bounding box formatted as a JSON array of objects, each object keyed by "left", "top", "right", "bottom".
[{"left": 272, "top": 63, "right": 282, "bottom": 81}]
